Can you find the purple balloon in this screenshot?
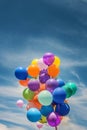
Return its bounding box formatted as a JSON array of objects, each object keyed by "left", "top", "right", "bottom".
[
  {"left": 43, "top": 52, "right": 55, "bottom": 66},
  {"left": 39, "top": 70, "right": 50, "bottom": 84},
  {"left": 39, "top": 69, "right": 47, "bottom": 75},
  {"left": 28, "top": 79, "right": 40, "bottom": 91},
  {"left": 46, "top": 78, "right": 58, "bottom": 92},
  {"left": 47, "top": 112, "right": 61, "bottom": 127}
]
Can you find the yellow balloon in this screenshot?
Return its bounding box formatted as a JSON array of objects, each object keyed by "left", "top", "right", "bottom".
[
  {"left": 31, "top": 59, "right": 38, "bottom": 65},
  {"left": 53, "top": 56, "right": 61, "bottom": 67},
  {"left": 39, "top": 116, "right": 47, "bottom": 123}
]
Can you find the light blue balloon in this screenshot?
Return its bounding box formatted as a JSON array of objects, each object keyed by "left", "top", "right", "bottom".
[
  {"left": 27, "top": 108, "right": 41, "bottom": 122},
  {"left": 38, "top": 90, "right": 53, "bottom": 106}
]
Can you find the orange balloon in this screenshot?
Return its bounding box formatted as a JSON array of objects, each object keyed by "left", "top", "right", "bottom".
[
  {"left": 26, "top": 102, "right": 35, "bottom": 110},
  {"left": 34, "top": 91, "right": 39, "bottom": 95},
  {"left": 19, "top": 78, "right": 29, "bottom": 86},
  {"left": 64, "top": 100, "right": 69, "bottom": 103},
  {"left": 39, "top": 84, "right": 46, "bottom": 92},
  {"left": 33, "top": 95, "right": 42, "bottom": 109},
  {"left": 47, "top": 64, "right": 60, "bottom": 78},
  {"left": 60, "top": 116, "right": 63, "bottom": 121},
  {"left": 27, "top": 64, "right": 40, "bottom": 78}
]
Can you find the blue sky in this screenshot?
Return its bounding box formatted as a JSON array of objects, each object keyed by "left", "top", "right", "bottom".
[{"left": 0, "top": 0, "right": 87, "bottom": 130}]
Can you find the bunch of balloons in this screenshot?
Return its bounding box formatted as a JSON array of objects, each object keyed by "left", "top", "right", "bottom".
[{"left": 15, "top": 52, "right": 77, "bottom": 130}]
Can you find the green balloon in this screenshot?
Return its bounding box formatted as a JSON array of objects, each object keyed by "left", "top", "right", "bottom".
[
  {"left": 68, "top": 83, "right": 77, "bottom": 95},
  {"left": 63, "top": 85, "right": 72, "bottom": 98},
  {"left": 63, "top": 82, "right": 77, "bottom": 98},
  {"left": 38, "top": 90, "right": 53, "bottom": 106},
  {"left": 23, "top": 88, "right": 34, "bottom": 100}
]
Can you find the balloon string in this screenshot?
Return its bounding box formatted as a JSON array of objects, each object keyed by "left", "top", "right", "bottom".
[{"left": 55, "top": 126, "right": 58, "bottom": 130}]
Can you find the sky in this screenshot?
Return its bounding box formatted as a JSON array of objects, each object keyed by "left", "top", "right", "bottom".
[{"left": 0, "top": 0, "right": 87, "bottom": 130}]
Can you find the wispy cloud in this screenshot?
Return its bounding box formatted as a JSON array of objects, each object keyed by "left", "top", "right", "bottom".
[
  {"left": 0, "top": 37, "right": 86, "bottom": 70},
  {"left": 0, "top": 1, "right": 87, "bottom": 129},
  {"left": 0, "top": 124, "right": 27, "bottom": 130},
  {"left": 0, "top": 80, "right": 87, "bottom": 130},
  {"left": 71, "top": 71, "right": 80, "bottom": 81}
]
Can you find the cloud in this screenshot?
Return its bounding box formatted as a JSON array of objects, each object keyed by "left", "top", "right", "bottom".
[
  {"left": 0, "top": 80, "right": 87, "bottom": 130},
  {"left": 71, "top": 71, "right": 80, "bottom": 81},
  {"left": 60, "top": 121, "right": 87, "bottom": 130},
  {"left": 0, "top": 124, "right": 27, "bottom": 130},
  {"left": 0, "top": 124, "right": 7, "bottom": 130},
  {"left": 0, "top": 85, "right": 24, "bottom": 98},
  {"left": 61, "top": 60, "right": 87, "bottom": 68},
  {"left": 0, "top": 37, "right": 86, "bottom": 70}
]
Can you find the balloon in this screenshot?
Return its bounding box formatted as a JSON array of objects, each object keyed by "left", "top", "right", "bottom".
[
  {"left": 47, "top": 112, "right": 61, "bottom": 127},
  {"left": 57, "top": 79, "right": 65, "bottom": 87},
  {"left": 53, "top": 87, "right": 66, "bottom": 103},
  {"left": 47, "top": 64, "right": 60, "bottom": 78},
  {"left": 23, "top": 88, "right": 34, "bottom": 100},
  {"left": 19, "top": 78, "right": 29, "bottom": 86},
  {"left": 26, "top": 102, "right": 35, "bottom": 110},
  {"left": 26, "top": 101, "right": 41, "bottom": 110},
  {"left": 38, "top": 90, "right": 53, "bottom": 106},
  {"left": 28, "top": 79, "right": 40, "bottom": 91},
  {"left": 55, "top": 103, "right": 70, "bottom": 116},
  {"left": 53, "top": 56, "right": 61, "bottom": 67},
  {"left": 31, "top": 59, "right": 38, "bottom": 65},
  {"left": 15, "top": 67, "right": 28, "bottom": 80},
  {"left": 64, "top": 100, "right": 69, "bottom": 103},
  {"left": 39, "top": 84, "right": 46, "bottom": 92},
  {"left": 38, "top": 58, "right": 48, "bottom": 70},
  {"left": 27, "top": 108, "right": 41, "bottom": 122},
  {"left": 16, "top": 99, "right": 24, "bottom": 108},
  {"left": 15, "top": 52, "right": 77, "bottom": 129},
  {"left": 67, "top": 83, "right": 77, "bottom": 95},
  {"left": 40, "top": 105, "right": 54, "bottom": 117},
  {"left": 46, "top": 78, "right": 58, "bottom": 92},
  {"left": 27, "top": 65, "right": 40, "bottom": 78},
  {"left": 36, "top": 122, "right": 43, "bottom": 129},
  {"left": 39, "top": 70, "right": 50, "bottom": 84},
  {"left": 43, "top": 52, "right": 55, "bottom": 66},
  {"left": 33, "top": 95, "right": 42, "bottom": 109},
  {"left": 63, "top": 82, "right": 77, "bottom": 98},
  {"left": 39, "top": 115, "right": 47, "bottom": 123}
]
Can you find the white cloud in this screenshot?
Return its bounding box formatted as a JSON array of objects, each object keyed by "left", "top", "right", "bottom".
[
  {"left": 61, "top": 59, "right": 87, "bottom": 68},
  {"left": 0, "top": 81, "right": 87, "bottom": 130},
  {"left": 0, "top": 85, "right": 24, "bottom": 98},
  {"left": 0, "top": 35, "right": 87, "bottom": 130},
  {"left": 0, "top": 124, "right": 7, "bottom": 130},
  {"left": 0, "top": 124, "right": 27, "bottom": 130},
  {"left": 71, "top": 71, "right": 80, "bottom": 81},
  {"left": 0, "top": 37, "right": 86, "bottom": 70},
  {"left": 60, "top": 121, "right": 87, "bottom": 130}
]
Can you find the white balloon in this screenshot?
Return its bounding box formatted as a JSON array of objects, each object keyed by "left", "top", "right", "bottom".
[{"left": 38, "top": 58, "right": 48, "bottom": 70}]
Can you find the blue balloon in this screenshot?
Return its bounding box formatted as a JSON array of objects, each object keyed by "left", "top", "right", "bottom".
[
  {"left": 55, "top": 103, "right": 70, "bottom": 116},
  {"left": 15, "top": 67, "right": 28, "bottom": 80},
  {"left": 53, "top": 87, "right": 66, "bottom": 103},
  {"left": 27, "top": 108, "right": 41, "bottom": 122},
  {"left": 57, "top": 79, "right": 65, "bottom": 87},
  {"left": 40, "top": 105, "right": 54, "bottom": 117}
]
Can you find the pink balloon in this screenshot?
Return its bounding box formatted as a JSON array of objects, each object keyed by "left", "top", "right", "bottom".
[
  {"left": 38, "top": 58, "right": 48, "bottom": 70},
  {"left": 16, "top": 99, "right": 24, "bottom": 108},
  {"left": 36, "top": 122, "right": 43, "bottom": 129},
  {"left": 26, "top": 102, "right": 35, "bottom": 110}
]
